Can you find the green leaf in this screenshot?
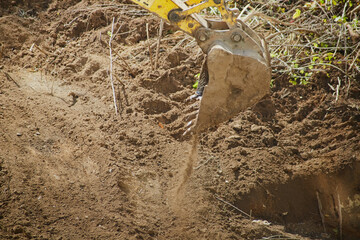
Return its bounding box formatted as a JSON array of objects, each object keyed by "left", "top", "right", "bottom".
[
  {"left": 193, "top": 80, "right": 198, "bottom": 89},
  {"left": 312, "top": 56, "right": 319, "bottom": 61},
  {"left": 326, "top": 53, "right": 334, "bottom": 61},
  {"left": 292, "top": 9, "right": 301, "bottom": 19},
  {"left": 289, "top": 79, "right": 297, "bottom": 85},
  {"left": 270, "top": 79, "right": 275, "bottom": 88},
  {"left": 300, "top": 79, "right": 309, "bottom": 85}
]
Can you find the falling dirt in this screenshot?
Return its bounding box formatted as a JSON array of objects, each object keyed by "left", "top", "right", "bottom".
[
  {"left": 0, "top": 0, "right": 360, "bottom": 240},
  {"left": 176, "top": 135, "right": 198, "bottom": 195}
]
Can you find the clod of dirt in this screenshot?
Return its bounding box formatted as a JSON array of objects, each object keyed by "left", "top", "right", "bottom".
[
  {"left": 165, "top": 49, "right": 189, "bottom": 68},
  {"left": 12, "top": 225, "right": 24, "bottom": 234}
]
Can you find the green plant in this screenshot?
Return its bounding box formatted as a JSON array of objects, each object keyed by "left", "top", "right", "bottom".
[
  {"left": 193, "top": 73, "right": 200, "bottom": 89},
  {"left": 270, "top": 79, "right": 275, "bottom": 88},
  {"left": 265, "top": 0, "right": 359, "bottom": 87}
]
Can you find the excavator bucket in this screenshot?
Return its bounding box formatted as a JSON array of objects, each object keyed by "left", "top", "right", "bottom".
[
  {"left": 128, "top": 0, "right": 271, "bottom": 135},
  {"left": 194, "top": 22, "right": 271, "bottom": 133}
]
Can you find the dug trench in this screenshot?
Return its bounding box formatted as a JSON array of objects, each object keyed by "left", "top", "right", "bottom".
[
  {"left": 1, "top": 0, "right": 360, "bottom": 239},
  {"left": 235, "top": 162, "right": 360, "bottom": 239}
]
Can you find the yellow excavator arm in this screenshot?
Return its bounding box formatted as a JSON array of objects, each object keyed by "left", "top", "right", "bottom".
[
  {"left": 130, "top": 0, "right": 236, "bottom": 35},
  {"left": 130, "top": 0, "right": 272, "bottom": 134}
]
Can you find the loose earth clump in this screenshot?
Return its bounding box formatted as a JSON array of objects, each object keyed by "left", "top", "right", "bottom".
[{"left": 0, "top": 0, "right": 359, "bottom": 239}]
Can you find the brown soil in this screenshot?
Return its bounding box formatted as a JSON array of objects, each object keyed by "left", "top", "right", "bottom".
[{"left": 1, "top": 1, "right": 359, "bottom": 239}]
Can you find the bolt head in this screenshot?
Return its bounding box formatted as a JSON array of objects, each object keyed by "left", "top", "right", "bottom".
[
  {"left": 199, "top": 34, "right": 207, "bottom": 42},
  {"left": 231, "top": 33, "right": 242, "bottom": 42}
]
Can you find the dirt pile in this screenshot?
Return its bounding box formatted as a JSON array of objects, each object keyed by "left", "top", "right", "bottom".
[{"left": 0, "top": 0, "right": 359, "bottom": 239}]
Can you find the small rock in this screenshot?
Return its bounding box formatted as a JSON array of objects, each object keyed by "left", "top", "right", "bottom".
[
  {"left": 57, "top": 40, "right": 66, "bottom": 47},
  {"left": 301, "top": 151, "right": 312, "bottom": 160},
  {"left": 226, "top": 135, "right": 245, "bottom": 149},
  {"left": 20, "top": 220, "right": 30, "bottom": 226},
  {"left": 232, "top": 123, "right": 242, "bottom": 132},
  {"left": 35, "top": 131, "right": 40, "bottom": 136},
  {"left": 262, "top": 135, "right": 278, "bottom": 147},
  {"left": 13, "top": 225, "right": 24, "bottom": 234},
  {"left": 240, "top": 149, "right": 248, "bottom": 156},
  {"left": 16, "top": 132, "right": 22, "bottom": 136},
  {"left": 199, "top": 228, "right": 207, "bottom": 233},
  {"left": 287, "top": 147, "right": 300, "bottom": 155},
  {"left": 252, "top": 219, "right": 271, "bottom": 225},
  {"left": 227, "top": 135, "right": 241, "bottom": 140},
  {"left": 250, "top": 124, "right": 266, "bottom": 132}
]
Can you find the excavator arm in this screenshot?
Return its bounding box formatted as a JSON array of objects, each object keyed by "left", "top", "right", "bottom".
[
  {"left": 130, "top": 0, "right": 271, "bottom": 133},
  {"left": 130, "top": 0, "right": 236, "bottom": 35}
]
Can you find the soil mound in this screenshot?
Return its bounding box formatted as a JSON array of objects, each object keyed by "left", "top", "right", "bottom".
[{"left": 0, "top": 1, "right": 359, "bottom": 239}]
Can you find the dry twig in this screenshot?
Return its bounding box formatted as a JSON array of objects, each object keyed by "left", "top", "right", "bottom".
[
  {"left": 115, "top": 75, "right": 129, "bottom": 108},
  {"left": 215, "top": 195, "right": 252, "bottom": 219},
  {"left": 4, "top": 72, "right": 20, "bottom": 88},
  {"left": 316, "top": 191, "right": 326, "bottom": 234},
  {"left": 108, "top": 17, "right": 118, "bottom": 114},
  {"left": 337, "top": 191, "right": 343, "bottom": 240},
  {"left": 113, "top": 48, "right": 136, "bottom": 77},
  {"left": 155, "top": 19, "right": 164, "bottom": 70},
  {"left": 146, "top": 22, "right": 154, "bottom": 70},
  {"left": 30, "top": 43, "right": 57, "bottom": 57}
]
